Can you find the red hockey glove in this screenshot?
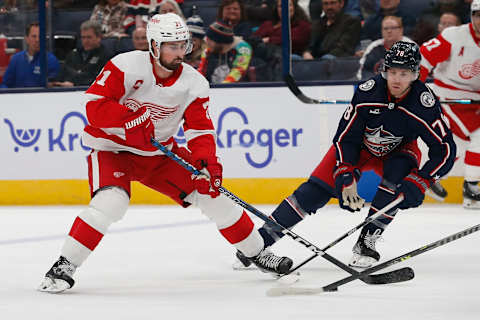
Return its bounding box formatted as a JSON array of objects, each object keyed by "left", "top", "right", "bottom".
[
  {"left": 124, "top": 107, "right": 154, "bottom": 149},
  {"left": 193, "top": 157, "right": 223, "bottom": 198},
  {"left": 397, "top": 169, "right": 433, "bottom": 209},
  {"left": 333, "top": 163, "right": 365, "bottom": 212}
]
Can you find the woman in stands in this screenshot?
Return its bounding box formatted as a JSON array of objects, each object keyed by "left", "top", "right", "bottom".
[
  {"left": 252, "top": 0, "right": 311, "bottom": 57},
  {"left": 90, "top": 0, "right": 128, "bottom": 38},
  {"left": 217, "top": 0, "right": 253, "bottom": 40}
]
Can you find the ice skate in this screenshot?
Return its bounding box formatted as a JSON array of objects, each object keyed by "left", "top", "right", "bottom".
[
  {"left": 463, "top": 181, "right": 480, "bottom": 209},
  {"left": 426, "top": 181, "right": 448, "bottom": 202},
  {"left": 38, "top": 256, "right": 76, "bottom": 293},
  {"left": 232, "top": 250, "right": 255, "bottom": 270},
  {"left": 249, "top": 249, "right": 293, "bottom": 275},
  {"left": 349, "top": 229, "right": 383, "bottom": 269}
]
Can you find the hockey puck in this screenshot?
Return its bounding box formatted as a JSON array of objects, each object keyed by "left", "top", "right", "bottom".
[
  {"left": 277, "top": 272, "right": 301, "bottom": 285},
  {"left": 324, "top": 287, "right": 338, "bottom": 292}
]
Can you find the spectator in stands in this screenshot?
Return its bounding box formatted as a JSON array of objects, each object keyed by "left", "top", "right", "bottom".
[
  {"left": 438, "top": 11, "right": 462, "bottom": 33},
  {"left": 253, "top": 0, "right": 311, "bottom": 57},
  {"left": 359, "top": 0, "right": 379, "bottom": 20},
  {"left": 90, "top": 0, "right": 128, "bottom": 38},
  {"left": 361, "top": 0, "right": 416, "bottom": 41},
  {"left": 50, "top": 21, "right": 109, "bottom": 87},
  {"left": 123, "top": 0, "right": 161, "bottom": 35},
  {"left": 217, "top": 0, "right": 253, "bottom": 40},
  {"left": 356, "top": 15, "right": 414, "bottom": 80},
  {"left": 303, "top": 0, "right": 361, "bottom": 60},
  {"left": 198, "top": 20, "right": 252, "bottom": 83},
  {"left": 0, "top": 0, "right": 17, "bottom": 12},
  {"left": 132, "top": 26, "right": 148, "bottom": 51},
  {"left": 243, "top": 0, "right": 275, "bottom": 27},
  {"left": 412, "top": 1, "right": 464, "bottom": 46},
  {"left": 0, "top": 22, "right": 59, "bottom": 88},
  {"left": 53, "top": 0, "right": 99, "bottom": 9},
  {"left": 310, "top": 0, "right": 363, "bottom": 22},
  {"left": 185, "top": 15, "right": 206, "bottom": 68},
  {"left": 159, "top": 0, "right": 185, "bottom": 20}
]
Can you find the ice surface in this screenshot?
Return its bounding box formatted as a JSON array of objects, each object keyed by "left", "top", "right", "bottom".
[{"left": 0, "top": 204, "right": 479, "bottom": 320}]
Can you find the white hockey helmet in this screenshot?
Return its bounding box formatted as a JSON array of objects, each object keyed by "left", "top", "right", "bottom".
[
  {"left": 472, "top": 0, "right": 480, "bottom": 12},
  {"left": 146, "top": 13, "right": 192, "bottom": 61}
]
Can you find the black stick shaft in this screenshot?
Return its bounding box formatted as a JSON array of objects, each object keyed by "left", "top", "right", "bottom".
[
  {"left": 322, "top": 223, "right": 480, "bottom": 291},
  {"left": 151, "top": 139, "right": 370, "bottom": 279}
]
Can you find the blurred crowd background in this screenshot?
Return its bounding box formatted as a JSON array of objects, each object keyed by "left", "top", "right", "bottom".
[{"left": 0, "top": 0, "right": 474, "bottom": 87}]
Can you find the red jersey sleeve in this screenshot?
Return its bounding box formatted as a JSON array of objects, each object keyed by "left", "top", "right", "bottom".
[
  {"left": 183, "top": 97, "right": 217, "bottom": 160},
  {"left": 85, "top": 60, "right": 132, "bottom": 128},
  {"left": 419, "top": 34, "right": 452, "bottom": 81}
]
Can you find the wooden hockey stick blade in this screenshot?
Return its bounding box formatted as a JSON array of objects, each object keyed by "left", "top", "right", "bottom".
[{"left": 266, "top": 267, "right": 414, "bottom": 297}]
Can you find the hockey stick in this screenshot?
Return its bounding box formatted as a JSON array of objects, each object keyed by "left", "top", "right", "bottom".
[
  {"left": 285, "top": 74, "right": 480, "bottom": 105},
  {"left": 280, "top": 194, "right": 404, "bottom": 278},
  {"left": 267, "top": 223, "right": 480, "bottom": 296},
  {"left": 151, "top": 139, "right": 412, "bottom": 285}
]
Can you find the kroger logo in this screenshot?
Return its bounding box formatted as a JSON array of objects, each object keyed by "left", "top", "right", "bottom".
[
  {"left": 4, "top": 111, "right": 90, "bottom": 152},
  {"left": 175, "top": 106, "right": 303, "bottom": 168}
]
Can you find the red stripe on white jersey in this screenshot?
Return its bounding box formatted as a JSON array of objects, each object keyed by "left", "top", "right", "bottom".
[{"left": 465, "top": 151, "right": 480, "bottom": 166}]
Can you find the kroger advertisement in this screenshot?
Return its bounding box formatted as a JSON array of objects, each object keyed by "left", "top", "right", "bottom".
[{"left": 0, "top": 85, "right": 353, "bottom": 181}]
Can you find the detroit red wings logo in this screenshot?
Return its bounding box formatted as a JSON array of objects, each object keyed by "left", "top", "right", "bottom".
[
  {"left": 458, "top": 59, "right": 480, "bottom": 79},
  {"left": 124, "top": 98, "right": 179, "bottom": 121}
]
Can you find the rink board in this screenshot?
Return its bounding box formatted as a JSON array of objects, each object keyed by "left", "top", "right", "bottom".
[{"left": 0, "top": 86, "right": 465, "bottom": 205}]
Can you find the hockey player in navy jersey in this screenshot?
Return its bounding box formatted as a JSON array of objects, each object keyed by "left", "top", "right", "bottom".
[{"left": 236, "top": 41, "right": 456, "bottom": 269}]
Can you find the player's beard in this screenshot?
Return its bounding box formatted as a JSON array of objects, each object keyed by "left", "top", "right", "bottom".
[{"left": 160, "top": 57, "right": 183, "bottom": 71}]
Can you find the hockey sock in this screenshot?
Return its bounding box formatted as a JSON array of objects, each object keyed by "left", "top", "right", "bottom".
[
  {"left": 362, "top": 180, "right": 400, "bottom": 235},
  {"left": 259, "top": 179, "right": 332, "bottom": 247}
]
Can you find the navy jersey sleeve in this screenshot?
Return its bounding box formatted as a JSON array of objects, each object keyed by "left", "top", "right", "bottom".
[
  {"left": 400, "top": 91, "right": 456, "bottom": 180},
  {"left": 332, "top": 91, "right": 366, "bottom": 166}
]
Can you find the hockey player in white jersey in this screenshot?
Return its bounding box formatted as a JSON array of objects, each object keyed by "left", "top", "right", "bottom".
[
  {"left": 420, "top": 0, "right": 480, "bottom": 208},
  {"left": 38, "top": 13, "right": 292, "bottom": 294}
]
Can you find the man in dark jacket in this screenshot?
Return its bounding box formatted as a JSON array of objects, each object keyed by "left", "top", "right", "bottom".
[
  {"left": 51, "top": 21, "right": 110, "bottom": 87},
  {"left": 361, "top": 0, "right": 416, "bottom": 41},
  {"left": 303, "top": 0, "right": 361, "bottom": 59}
]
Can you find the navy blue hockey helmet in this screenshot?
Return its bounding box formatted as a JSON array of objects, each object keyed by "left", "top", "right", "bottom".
[{"left": 382, "top": 41, "right": 421, "bottom": 79}]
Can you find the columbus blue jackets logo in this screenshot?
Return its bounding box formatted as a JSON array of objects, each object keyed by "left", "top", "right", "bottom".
[
  {"left": 363, "top": 125, "right": 403, "bottom": 156},
  {"left": 359, "top": 79, "right": 375, "bottom": 91},
  {"left": 420, "top": 91, "right": 435, "bottom": 108}
]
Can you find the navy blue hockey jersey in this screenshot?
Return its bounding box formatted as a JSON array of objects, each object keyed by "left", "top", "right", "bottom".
[{"left": 333, "top": 74, "right": 456, "bottom": 180}]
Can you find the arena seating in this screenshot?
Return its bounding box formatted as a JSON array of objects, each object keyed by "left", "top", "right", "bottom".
[{"left": 292, "top": 58, "right": 360, "bottom": 81}]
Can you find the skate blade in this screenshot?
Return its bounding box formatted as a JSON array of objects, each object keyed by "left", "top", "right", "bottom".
[
  {"left": 463, "top": 199, "right": 480, "bottom": 209},
  {"left": 37, "top": 277, "right": 71, "bottom": 294},
  {"left": 232, "top": 260, "right": 255, "bottom": 271},
  {"left": 349, "top": 254, "right": 377, "bottom": 269}
]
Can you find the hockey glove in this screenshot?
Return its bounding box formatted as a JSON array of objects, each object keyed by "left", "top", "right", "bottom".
[
  {"left": 334, "top": 163, "right": 365, "bottom": 212},
  {"left": 397, "top": 170, "right": 433, "bottom": 209},
  {"left": 124, "top": 107, "right": 154, "bottom": 149},
  {"left": 193, "top": 157, "right": 223, "bottom": 198}
]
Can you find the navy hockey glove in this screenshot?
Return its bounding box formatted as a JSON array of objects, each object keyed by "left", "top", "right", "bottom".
[
  {"left": 397, "top": 170, "right": 433, "bottom": 209},
  {"left": 193, "top": 157, "right": 223, "bottom": 198},
  {"left": 334, "top": 163, "right": 365, "bottom": 212}
]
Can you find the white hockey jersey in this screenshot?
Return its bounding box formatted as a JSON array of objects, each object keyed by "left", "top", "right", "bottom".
[
  {"left": 82, "top": 50, "right": 216, "bottom": 158},
  {"left": 420, "top": 23, "right": 480, "bottom": 100}
]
